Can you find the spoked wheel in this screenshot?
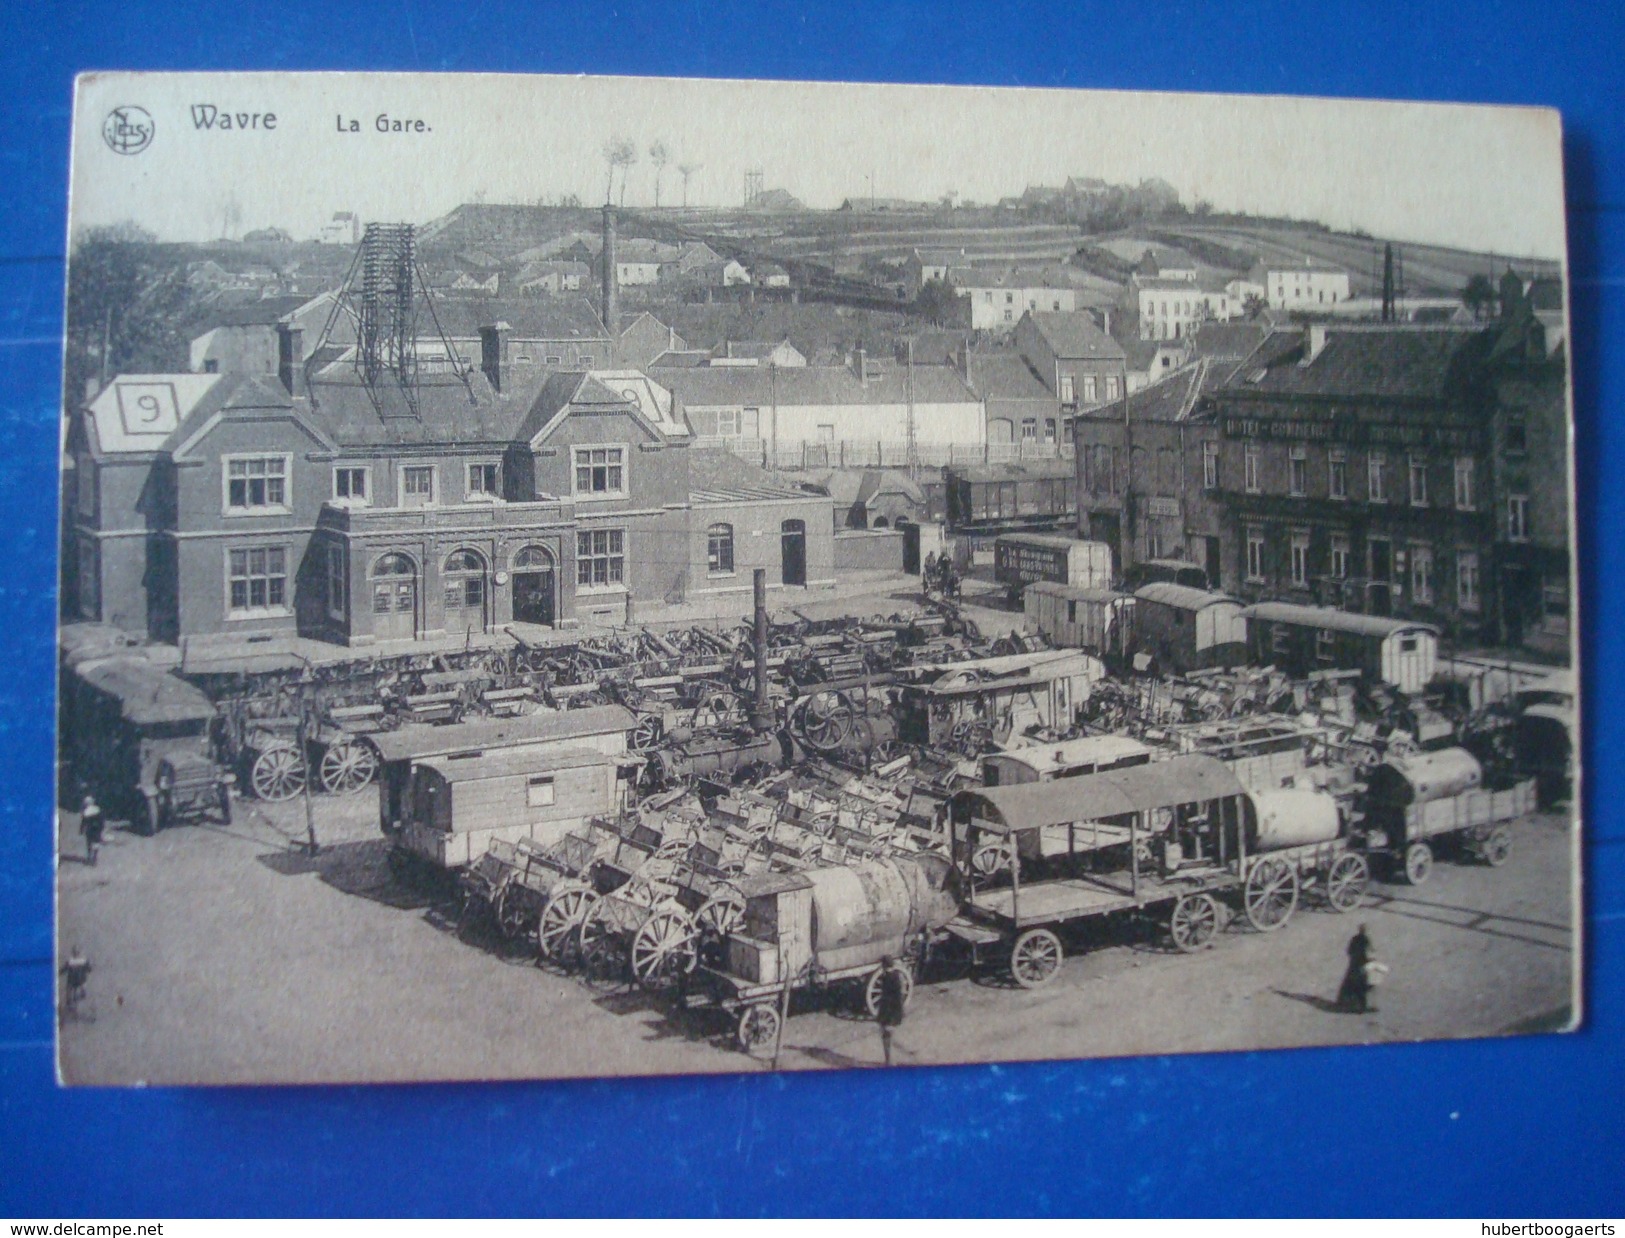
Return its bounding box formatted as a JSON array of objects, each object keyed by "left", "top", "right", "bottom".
[
  {"left": 1009, "top": 928, "right": 1064, "bottom": 989},
  {"left": 1325, "top": 853, "right": 1370, "bottom": 913},
  {"left": 493, "top": 879, "right": 535, "bottom": 943},
  {"left": 250, "top": 743, "right": 307, "bottom": 801},
  {"left": 630, "top": 908, "right": 698, "bottom": 990},
  {"left": 1169, "top": 893, "right": 1220, "bottom": 953},
  {"left": 319, "top": 738, "right": 379, "bottom": 794},
  {"left": 736, "top": 1003, "right": 781, "bottom": 1054},
  {"left": 862, "top": 961, "right": 914, "bottom": 1017},
  {"left": 1244, "top": 858, "right": 1300, "bottom": 932},
  {"left": 537, "top": 883, "right": 598, "bottom": 965},
  {"left": 630, "top": 712, "right": 663, "bottom": 753},
  {"left": 798, "top": 691, "right": 855, "bottom": 752},
  {"left": 1479, "top": 825, "right": 1513, "bottom": 868},
  {"left": 1403, "top": 841, "right": 1434, "bottom": 886},
  {"left": 696, "top": 889, "right": 746, "bottom": 938}
]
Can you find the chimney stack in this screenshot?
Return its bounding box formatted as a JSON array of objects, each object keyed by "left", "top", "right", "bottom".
[
  {"left": 601, "top": 205, "right": 619, "bottom": 341},
  {"left": 1305, "top": 323, "right": 1329, "bottom": 364},
  {"left": 480, "top": 322, "right": 512, "bottom": 392},
  {"left": 751, "top": 568, "right": 773, "bottom": 732},
  {"left": 277, "top": 323, "right": 305, "bottom": 398}
]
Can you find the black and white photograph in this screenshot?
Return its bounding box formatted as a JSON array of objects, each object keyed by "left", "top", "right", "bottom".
[{"left": 56, "top": 72, "right": 1579, "bottom": 1085}]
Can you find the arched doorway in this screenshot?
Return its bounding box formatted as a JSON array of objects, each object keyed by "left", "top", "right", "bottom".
[
  {"left": 781, "top": 518, "right": 806, "bottom": 587},
  {"left": 371, "top": 552, "right": 417, "bottom": 641},
  {"left": 443, "top": 549, "right": 489, "bottom": 634},
  {"left": 511, "top": 544, "right": 556, "bottom": 628}
]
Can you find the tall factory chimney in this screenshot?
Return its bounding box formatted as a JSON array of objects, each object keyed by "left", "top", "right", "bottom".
[
  {"left": 751, "top": 568, "right": 772, "bottom": 732},
  {"left": 601, "top": 205, "right": 619, "bottom": 342}
]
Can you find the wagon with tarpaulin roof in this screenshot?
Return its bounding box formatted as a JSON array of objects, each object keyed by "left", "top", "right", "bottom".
[
  {"left": 945, "top": 754, "right": 1370, "bottom": 986},
  {"left": 61, "top": 644, "right": 233, "bottom": 835},
  {"left": 1361, "top": 746, "right": 1535, "bottom": 884}
]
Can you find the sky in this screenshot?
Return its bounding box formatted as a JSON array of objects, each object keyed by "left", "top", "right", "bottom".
[{"left": 70, "top": 72, "right": 1568, "bottom": 260}]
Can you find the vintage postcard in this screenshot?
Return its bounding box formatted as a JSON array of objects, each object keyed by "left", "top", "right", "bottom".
[{"left": 56, "top": 72, "right": 1579, "bottom": 1085}]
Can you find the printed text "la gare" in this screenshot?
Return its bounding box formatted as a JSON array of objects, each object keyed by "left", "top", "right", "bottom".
[{"left": 337, "top": 114, "right": 432, "bottom": 134}]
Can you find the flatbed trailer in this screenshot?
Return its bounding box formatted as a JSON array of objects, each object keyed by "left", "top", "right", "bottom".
[{"left": 948, "top": 755, "right": 1369, "bottom": 986}]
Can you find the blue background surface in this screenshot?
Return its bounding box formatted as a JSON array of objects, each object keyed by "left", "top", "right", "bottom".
[{"left": 1, "top": 0, "right": 1620, "bottom": 1217}]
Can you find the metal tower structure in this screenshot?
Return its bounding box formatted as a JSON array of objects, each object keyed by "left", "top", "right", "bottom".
[
  {"left": 743, "top": 168, "right": 764, "bottom": 207},
  {"left": 307, "top": 222, "right": 467, "bottom": 417}
]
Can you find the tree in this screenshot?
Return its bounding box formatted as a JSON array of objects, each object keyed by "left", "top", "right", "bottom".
[
  {"left": 915, "top": 276, "right": 964, "bottom": 328},
  {"left": 64, "top": 223, "right": 190, "bottom": 407},
  {"left": 649, "top": 141, "right": 670, "bottom": 208},
  {"left": 678, "top": 162, "right": 700, "bottom": 208},
  {"left": 602, "top": 137, "right": 635, "bottom": 205},
  {"left": 1242, "top": 293, "right": 1268, "bottom": 320},
  {"left": 1462, "top": 273, "right": 1497, "bottom": 321}
]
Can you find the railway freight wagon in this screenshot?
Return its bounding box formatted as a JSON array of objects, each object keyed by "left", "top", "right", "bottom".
[
  {"left": 994, "top": 534, "right": 1113, "bottom": 602},
  {"left": 1242, "top": 602, "right": 1438, "bottom": 694},
  {"left": 1131, "top": 584, "right": 1248, "bottom": 673},
  {"left": 1025, "top": 583, "right": 1133, "bottom": 657},
  {"left": 943, "top": 461, "right": 1078, "bottom": 546}
]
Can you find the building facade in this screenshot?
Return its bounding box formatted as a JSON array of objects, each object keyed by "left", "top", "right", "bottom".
[{"left": 68, "top": 325, "right": 834, "bottom": 648}]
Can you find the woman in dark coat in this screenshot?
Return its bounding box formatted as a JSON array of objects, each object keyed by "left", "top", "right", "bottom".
[{"left": 1338, "top": 923, "right": 1375, "bottom": 1013}]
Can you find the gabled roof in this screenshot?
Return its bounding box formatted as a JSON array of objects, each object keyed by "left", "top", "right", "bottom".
[
  {"left": 659, "top": 362, "right": 979, "bottom": 408},
  {"left": 1024, "top": 311, "right": 1125, "bottom": 361},
  {"left": 965, "top": 352, "right": 1054, "bottom": 404},
  {"left": 517, "top": 371, "right": 669, "bottom": 447},
  {"left": 1187, "top": 321, "right": 1271, "bottom": 361},
  {"left": 1120, "top": 337, "right": 1187, "bottom": 371},
  {"left": 186, "top": 294, "right": 314, "bottom": 334},
  {"left": 1087, "top": 360, "right": 1216, "bottom": 424}
]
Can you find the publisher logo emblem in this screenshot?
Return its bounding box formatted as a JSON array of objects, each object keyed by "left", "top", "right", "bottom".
[{"left": 102, "top": 106, "right": 154, "bottom": 155}]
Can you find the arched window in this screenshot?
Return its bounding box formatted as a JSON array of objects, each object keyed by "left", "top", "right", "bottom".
[
  {"left": 873, "top": 516, "right": 889, "bottom": 529},
  {"left": 512, "top": 545, "right": 554, "bottom": 570},
  {"left": 372, "top": 552, "right": 415, "bottom": 577},
  {"left": 443, "top": 549, "right": 486, "bottom": 614},
  {"left": 707, "top": 523, "right": 734, "bottom": 575}
]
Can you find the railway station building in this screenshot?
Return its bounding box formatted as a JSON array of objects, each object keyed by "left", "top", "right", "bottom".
[{"left": 66, "top": 323, "right": 833, "bottom": 649}]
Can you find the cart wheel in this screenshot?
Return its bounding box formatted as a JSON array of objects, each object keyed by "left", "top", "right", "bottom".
[
  {"left": 537, "top": 884, "right": 598, "bottom": 964},
  {"left": 696, "top": 890, "right": 746, "bottom": 938},
  {"left": 1480, "top": 825, "right": 1513, "bottom": 868},
  {"left": 863, "top": 961, "right": 914, "bottom": 1017},
  {"left": 1009, "top": 928, "right": 1063, "bottom": 989},
  {"left": 631, "top": 910, "right": 698, "bottom": 990},
  {"left": 1403, "top": 841, "right": 1434, "bottom": 886},
  {"left": 1169, "top": 893, "right": 1219, "bottom": 952},
  {"left": 250, "top": 743, "right": 306, "bottom": 802},
  {"left": 1244, "top": 858, "right": 1299, "bottom": 932},
  {"left": 799, "top": 691, "right": 855, "bottom": 751},
  {"left": 630, "top": 713, "right": 663, "bottom": 753},
  {"left": 1325, "top": 853, "right": 1369, "bottom": 913},
  {"left": 736, "top": 1003, "right": 781, "bottom": 1054},
  {"left": 319, "top": 739, "right": 379, "bottom": 795}
]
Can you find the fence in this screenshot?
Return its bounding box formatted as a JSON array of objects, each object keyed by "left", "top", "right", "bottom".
[{"left": 693, "top": 436, "right": 1074, "bottom": 471}]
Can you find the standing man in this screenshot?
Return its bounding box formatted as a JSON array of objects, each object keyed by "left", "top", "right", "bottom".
[
  {"left": 79, "top": 794, "right": 104, "bottom": 866},
  {"left": 875, "top": 955, "right": 909, "bottom": 1066},
  {"left": 922, "top": 550, "right": 938, "bottom": 596},
  {"left": 1338, "top": 923, "right": 1377, "bottom": 1013}
]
